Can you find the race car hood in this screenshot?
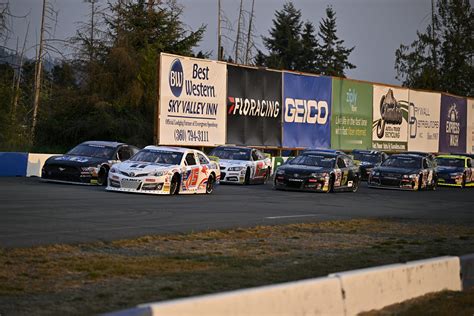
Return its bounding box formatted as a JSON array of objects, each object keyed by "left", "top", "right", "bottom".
[
  {"left": 436, "top": 166, "right": 464, "bottom": 175},
  {"left": 218, "top": 159, "right": 250, "bottom": 168},
  {"left": 278, "top": 164, "right": 331, "bottom": 175},
  {"left": 374, "top": 166, "right": 420, "bottom": 175},
  {"left": 114, "top": 161, "right": 179, "bottom": 175},
  {"left": 44, "top": 155, "right": 108, "bottom": 167}
]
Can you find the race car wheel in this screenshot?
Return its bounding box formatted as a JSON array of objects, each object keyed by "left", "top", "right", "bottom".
[
  {"left": 97, "top": 166, "right": 109, "bottom": 186},
  {"left": 206, "top": 174, "right": 215, "bottom": 194},
  {"left": 461, "top": 175, "right": 466, "bottom": 188},
  {"left": 417, "top": 174, "right": 423, "bottom": 191},
  {"left": 352, "top": 178, "right": 360, "bottom": 193},
  {"left": 244, "top": 168, "right": 250, "bottom": 185},
  {"left": 327, "top": 175, "right": 335, "bottom": 193},
  {"left": 263, "top": 168, "right": 271, "bottom": 184},
  {"left": 170, "top": 174, "right": 180, "bottom": 195},
  {"left": 431, "top": 177, "right": 437, "bottom": 191}
]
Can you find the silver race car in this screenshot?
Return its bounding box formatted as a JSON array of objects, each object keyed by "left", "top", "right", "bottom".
[
  {"left": 107, "top": 146, "right": 220, "bottom": 195},
  {"left": 209, "top": 146, "right": 272, "bottom": 184}
]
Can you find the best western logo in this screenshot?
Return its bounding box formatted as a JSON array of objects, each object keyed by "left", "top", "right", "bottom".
[
  {"left": 228, "top": 97, "right": 280, "bottom": 118},
  {"left": 284, "top": 98, "right": 329, "bottom": 124},
  {"left": 169, "top": 59, "right": 216, "bottom": 98}
]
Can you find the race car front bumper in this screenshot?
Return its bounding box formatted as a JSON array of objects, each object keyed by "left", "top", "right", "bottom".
[{"left": 273, "top": 175, "right": 330, "bottom": 192}]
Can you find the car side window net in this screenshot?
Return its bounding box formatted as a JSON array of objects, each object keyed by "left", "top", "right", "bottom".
[{"left": 185, "top": 153, "right": 197, "bottom": 166}]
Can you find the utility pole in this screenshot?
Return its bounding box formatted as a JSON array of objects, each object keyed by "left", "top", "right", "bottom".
[
  {"left": 235, "top": 0, "right": 243, "bottom": 63},
  {"left": 31, "top": 0, "right": 46, "bottom": 141},
  {"left": 431, "top": 0, "right": 437, "bottom": 70},
  {"left": 245, "top": 0, "right": 255, "bottom": 64},
  {"left": 217, "top": 0, "right": 222, "bottom": 60}
]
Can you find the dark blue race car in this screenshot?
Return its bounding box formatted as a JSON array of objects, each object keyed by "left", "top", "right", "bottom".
[{"left": 352, "top": 149, "right": 388, "bottom": 181}]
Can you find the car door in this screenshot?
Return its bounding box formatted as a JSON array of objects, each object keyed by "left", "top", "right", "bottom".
[
  {"left": 421, "top": 158, "right": 432, "bottom": 188},
  {"left": 335, "top": 156, "right": 349, "bottom": 188},
  {"left": 466, "top": 158, "right": 473, "bottom": 182},
  {"left": 197, "top": 152, "right": 212, "bottom": 189},
  {"left": 183, "top": 152, "right": 200, "bottom": 192}
]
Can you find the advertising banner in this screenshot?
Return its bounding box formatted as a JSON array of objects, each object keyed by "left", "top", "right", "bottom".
[
  {"left": 372, "top": 85, "right": 409, "bottom": 151},
  {"left": 158, "top": 53, "right": 227, "bottom": 146},
  {"left": 282, "top": 73, "right": 331, "bottom": 148},
  {"left": 439, "top": 94, "right": 467, "bottom": 153},
  {"left": 227, "top": 65, "right": 282, "bottom": 146},
  {"left": 331, "top": 78, "right": 372, "bottom": 150},
  {"left": 407, "top": 90, "right": 441, "bottom": 152},
  {"left": 467, "top": 99, "right": 474, "bottom": 154}
]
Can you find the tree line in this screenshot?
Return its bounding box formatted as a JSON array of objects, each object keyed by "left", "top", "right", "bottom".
[{"left": 0, "top": 0, "right": 471, "bottom": 153}]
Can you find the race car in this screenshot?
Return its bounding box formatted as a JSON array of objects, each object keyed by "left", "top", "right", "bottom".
[
  {"left": 351, "top": 149, "right": 389, "bottom": 181},
  {"left": 368, "top": 154, "right": 437, "bottom": 191},
  {"left": 41, "top": 141, "right": 139, "bottom": 185},
  {"left": 435, "top": 155, "right": 474, "bottom": 188},
  {"left": 106, "top": 146, "right": 220, "bottom": 195},
  {"left": 209, "top": 146, "right": 272, "bottom": 184},
  {"left": 274, "top": 150, "right": 361, "bottom": 193}
]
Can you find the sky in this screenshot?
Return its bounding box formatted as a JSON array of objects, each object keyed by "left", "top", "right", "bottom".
[{"left": 4, "top": 0, "right": 453, "bottom": 85}]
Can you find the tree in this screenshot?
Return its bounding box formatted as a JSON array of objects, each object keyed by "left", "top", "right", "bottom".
[
  {"left": 317, "top": 6, "right": 355, "bottom": 77},
  {"left": 395, "top": 0, "right": 473, "bottom": 96},
  {"left": 262, "top": 2, "right": 303, "bottom": 70},
  {"left": 296, "top": 21, "right": 319, "bottom": 73}
]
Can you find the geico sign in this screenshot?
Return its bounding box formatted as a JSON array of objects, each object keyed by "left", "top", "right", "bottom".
[{"left": 284, "top": 98, "right": 329, "bottom": 124}]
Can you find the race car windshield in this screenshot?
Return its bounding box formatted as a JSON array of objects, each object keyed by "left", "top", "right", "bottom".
[
  {"left": 290, "top": 155, "right": 335, "bottom": 168},
  {"left": 381, "top": 157, "right": 420, "bottom": 169},
  {"left": 353, "top": 153, "right": 380, "bottom": 163},
  {"left": 66, "top": 144, "right": 115, "bottom": 159},
  {"left": 436, "top": 158, "right": 464, "bottom": 168},
  {"left": 210, "top": 148, "right": 251, "bottom": 161},
  {"left": 130, "top": 150, "right": 183, "bottom": 165}
]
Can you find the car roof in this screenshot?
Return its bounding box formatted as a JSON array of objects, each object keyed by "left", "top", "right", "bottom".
[
  {"left": 303, "top": 148, "right": 344, "bottom": 155},
  {"left": 404, "top": 151, "right": 432, "bottom": 157},
  {"left": 81, "top": 140, "right": 125, "bottom": 147},
  {"left": 143, "top": 145, "right": 190, "bottom": 153},
  {"left": 215, "top": 145, "right": 252, "bottom": 151},
  {"left": 302, "top": 151, "right": 338, "bottom": 157},
  {"left": 352, "top": 149, "right": 381, "bottom": 155}
]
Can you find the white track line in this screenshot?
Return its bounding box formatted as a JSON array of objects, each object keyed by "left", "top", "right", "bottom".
[{"left": 265, "top": 214, "right": 320, "bottom": 219}]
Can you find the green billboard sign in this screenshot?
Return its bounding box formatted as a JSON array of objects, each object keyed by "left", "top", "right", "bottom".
[{"left": 331, "top": 78, "right": 373, "bottom": 150}]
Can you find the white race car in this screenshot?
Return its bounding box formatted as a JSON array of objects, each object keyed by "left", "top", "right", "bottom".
[
  {"left": 106, "top": 146, "right": 220, "bottom": 195},
  {"left": 209, "top": 146, "right": 272, "bottom": 184}
]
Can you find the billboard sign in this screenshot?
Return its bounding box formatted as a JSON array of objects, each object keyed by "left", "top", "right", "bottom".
[
  {"left": 331, "top": 78, "right": 372, "bottom": 150},
  {"left": 227, "top": 65, "right": 282, "bottom": 146},
  {"left": 439, "top": 94, "right": 467, "bottom": 153},
  {"left": 407, "top": 90, "right": 441, "bottom": 152},
  {"left": 158, "top": 53, "right": 227, "bottom": 146},
  {"left": 372, "top": 85, "right": 409, "bottom": 151},
  {"left": 282, "top": 72, "right": 331, "bottom": 148}
]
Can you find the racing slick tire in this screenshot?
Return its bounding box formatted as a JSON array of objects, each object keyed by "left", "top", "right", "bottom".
[
  {"left": 461, "top": 174, "right": 466, "bottom": 188},
  {"left": 97, "top": 165, "right": 109, "bottom": 186},
  {"left": 263, "top": 168, "right": 271, "bottom": 184},
  {"left": 417, "top": 174, "right": 423, "bottom": 191},
  {"left": 244, "top": 168, "right": 250, "bottom": 185},
  {"left": 327, "top": 175, "right": 335, "bottom": 193},
  {"left": 170, "top": 174, "right": 180, "bottom": 195},
  {"left": 206, "top": 174, "right": 215, "bottom": 194},
  {"left": 352, "top": 177, "right": 360, "bottom": 193}
]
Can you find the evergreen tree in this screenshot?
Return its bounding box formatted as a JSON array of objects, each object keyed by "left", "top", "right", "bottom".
[
  {"left": 395, "top": 0, "right": 473, "bottom": 96},
  {"left": 317, "top": 6, "right": 355, "bottom": 77},
  {"left": 262, "top": 2, "right": 303, "bottom": 70},
  {"left": 296, "top": 21, "right": 319, "bottom": 73}
]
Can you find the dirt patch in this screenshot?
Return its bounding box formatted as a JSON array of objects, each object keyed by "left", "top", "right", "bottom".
[{"left": 0, "top": 218, "right": 473, "bottom": 315}]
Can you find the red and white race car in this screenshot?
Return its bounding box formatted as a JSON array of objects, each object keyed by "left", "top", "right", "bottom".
[
  {"left": 209, "top": 146, "right": 272, "bottom": 184},
  {"left": 107, "top": 146, "right": 220, "bottom": 195}
]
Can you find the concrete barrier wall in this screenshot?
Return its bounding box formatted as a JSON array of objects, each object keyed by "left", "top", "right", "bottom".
[
  {"left": 107, "top": 254, "right": 471, "bottom": 316},
  {"left": 0, "top": 152, "right": 28, "bottom": 176},
  {"left": 460, "top": 254, "right": 474, "bottom": 290},
  {"left": 145, "top": 277, "right": 344, "bottom": 316},
  {"left": 26, "top": 153, "right": 58, "bottom": 177},
  {"left": 331, "top": 256, "right": 462, "bottom": 315}
]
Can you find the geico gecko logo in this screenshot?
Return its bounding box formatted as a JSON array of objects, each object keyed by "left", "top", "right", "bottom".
[
  {"left": 169, "top": 58, "right": 184, "bottom": 97},
  {"left": 227, "top": 97, "right": 280, "bottom": 118},
  {"left": 284, "top": 98, "right": 329, "bottom": 124}
]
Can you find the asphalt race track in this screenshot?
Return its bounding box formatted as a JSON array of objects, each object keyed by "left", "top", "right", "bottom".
[{"left": 0, "top": 177, "right": 473, "bottom": 248}]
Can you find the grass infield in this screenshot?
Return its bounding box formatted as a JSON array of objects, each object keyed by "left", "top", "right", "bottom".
[{"left": 0, "top": 218, "right": 473, "bottom": 315}]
